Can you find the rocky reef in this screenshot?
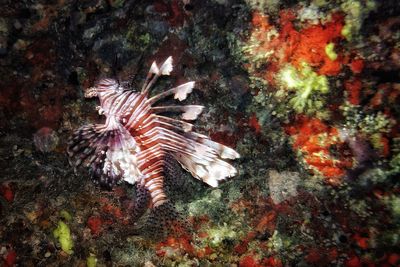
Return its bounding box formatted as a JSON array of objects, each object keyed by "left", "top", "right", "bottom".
[{"left": 0, "top": 0, "right": 399, "bottom": 266}]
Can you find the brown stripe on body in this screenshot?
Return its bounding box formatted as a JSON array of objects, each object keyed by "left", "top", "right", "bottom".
[
  {"left": 125, "top": 94, "right": 149, "bottom": 129},
  {"left": 124, "top": 93, "right": 169, "bottom": 208},
  {"left": 144, "top": 174, "right": 167, "bottom": 207}
]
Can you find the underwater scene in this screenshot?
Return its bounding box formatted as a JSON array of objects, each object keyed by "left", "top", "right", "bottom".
[{"left": 0, "top": 0, "right": 399, "bottom": 266}]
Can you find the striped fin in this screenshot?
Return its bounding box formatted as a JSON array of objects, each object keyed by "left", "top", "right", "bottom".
[
  {"left": 151, "top": 105, "right": 204, "bottom": 120},
  {"left": 137, "top": 124, "right": 239, "bottom": 187},
  {"left": 173, "top": 152, "right": 237, "bottom": 187},
  {"left": 185, "top": 132, "right": 240, "bottom": 159},
  {"left": 166, "top": 130, "right": 239, "bottom": 186},
  {"left": 67, "top": 124, "right": 107, "bottom": 167},
  {"left": 171, "top": 135, "right": 239, "bottom": 187},
  {"left": 144, "top": 116, "right": 239, "bottom": 160},
  {"left": 147, "top": 82, "right": 195, "bottom": 105},
  {"left": 142, "top": 57, "right": 174, "bottom": 94},
  {"left": 156, "top": 115, "right": 194, "bottom": 132},
  {"left": 67, "top": 121, "right": 140, "bottom": 188},
  {"left": 67, "top": 124, "right": 120, "bottom": 187}
]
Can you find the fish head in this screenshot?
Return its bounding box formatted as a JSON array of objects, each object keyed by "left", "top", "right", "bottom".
[{"left": 84, "top": 78, "right": 120, "bottom": 98}]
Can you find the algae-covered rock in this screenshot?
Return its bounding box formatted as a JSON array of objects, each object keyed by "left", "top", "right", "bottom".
[{"left": 340, "top": 0, "right": 377, "bottom": 41}]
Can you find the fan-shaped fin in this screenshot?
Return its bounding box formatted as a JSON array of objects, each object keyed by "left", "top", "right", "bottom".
[
  {"left": 173, "top": 152, "right": 237, "bottom": 187},
  {"left": 134, "top": 123, "right": 239, "bottom": 187},
  {"left": 185, "top": 132, "right": 240, "bottom": 159},
  {"left": 67, "top": 121, "right": 141, "bottom": 188}
]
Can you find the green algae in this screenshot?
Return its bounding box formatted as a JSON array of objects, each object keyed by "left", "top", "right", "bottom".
[
  {"left": 341, "top": 103, "right": 394, "bottom": 151},
  {"left": 86, "top": 254, "right": 97, "bottom": 267},
  {"left": 60, "top": 210, "right": 72, "bottom": 221},
  {"left": 278, "top": 63, "right": 329, "bottom": 116},
  {"left": 325, "top": 43, "right": 338, "bottom": 61},
  {"left": 53, "top": 221, "right": 73, "bottom": 254},
  {"left": 340, "top": 0, "right": 377, "bottom": 41}
]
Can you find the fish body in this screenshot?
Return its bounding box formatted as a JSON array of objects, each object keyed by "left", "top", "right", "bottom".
[{"left": 68, "top": 57, "right": 240, "bottom": 209}]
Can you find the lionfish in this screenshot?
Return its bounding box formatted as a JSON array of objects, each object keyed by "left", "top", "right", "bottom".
[{"left": 67, "top": 56, "right": 240, "bottom": 220}]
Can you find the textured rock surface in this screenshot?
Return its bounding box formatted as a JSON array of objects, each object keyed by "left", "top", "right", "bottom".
[{"left": 268, "top": 170, "right": 300, "bottom": 204}]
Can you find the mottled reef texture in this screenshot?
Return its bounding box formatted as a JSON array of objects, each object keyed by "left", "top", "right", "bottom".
[{"left": 0, "top": 0, "right": 399, "bottom": 266}]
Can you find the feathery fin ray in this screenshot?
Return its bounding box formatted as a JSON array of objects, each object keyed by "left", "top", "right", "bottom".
[
  {"left": 142, "top": 57, "right": 173, "bottom": 95},
  {"left": 151, "top": 105, "right": 204, "bottom": 121}
]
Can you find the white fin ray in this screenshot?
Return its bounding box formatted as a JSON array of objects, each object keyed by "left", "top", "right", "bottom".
[
  {"left": 173, "top": 153, "right": 237, "bottom": 187},
  {"left": 159, "top": 56, "right": 173, "bottom": 75},
  {"left": 147, "top": 82, "right": 195, "bottom": 105},
  {"left": 149, "top": 61, "right": 159, "bottom": 74},
  {"left": 158, "top": 120, "right": 193, "bottom": 133},
  {"left": 173, "top": 81, "right": 195, "bottom": 101},
  {"left": 181, "top": 105, "right": 204, "bottom": 120},
  {"left": 151, "top": 105, "right": 204, "bottom": 121},
  {"left": 142, "top": 57, "right": 174, "bottom": 94},
  {"left": 185, "top": 132, "right": 240, "bottom": 159},
  {"left": 198, "top": 138, "right": 240, "bottom": 159},
  {"left": 156, "top": 115, "right": 194, "bottom": 132}
]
